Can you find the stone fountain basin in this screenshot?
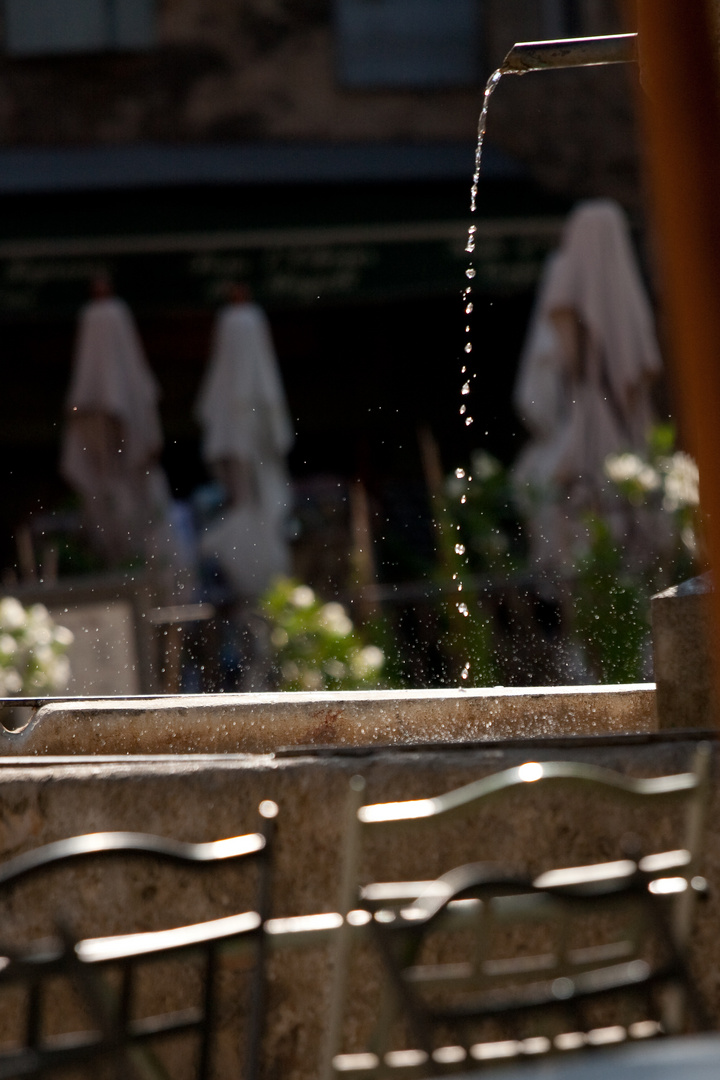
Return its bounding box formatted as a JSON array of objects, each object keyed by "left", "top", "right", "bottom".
[
  {"left": 0, "top": 683, "right": 657, "bottom": 755},
  {"left": 0, "top": 682, "right": 673, "bottom": 1077},
  {"left": 0, "top": 730, "right": 714, "bottom": 1078}
]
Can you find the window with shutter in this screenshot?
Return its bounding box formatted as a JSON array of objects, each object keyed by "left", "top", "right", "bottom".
[
  {"left": 4, "top": 0, "right": 155, "bottom": 56},
  {"left": 335, "top": 0, "right": 482, "bottom": 88}
]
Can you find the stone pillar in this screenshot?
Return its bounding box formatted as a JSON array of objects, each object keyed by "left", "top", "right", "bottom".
[{"left": 651, "top": 574, "right": 718, "bottom": 729}]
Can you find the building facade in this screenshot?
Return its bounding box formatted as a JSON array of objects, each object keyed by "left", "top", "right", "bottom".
[{"left": 0, "top": 0, "right": 642, "bottom": 583}]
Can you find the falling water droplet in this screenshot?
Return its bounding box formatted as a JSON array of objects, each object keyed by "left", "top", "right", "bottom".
[
  {"left": 455, "top": 468, "right": 465, "bottom": 479},
  {"left": 461, "top": 661, "right": 471, "bottom": 680},
  {"left": 457, "top": 603, "right": 469, "bottom": 617},
  {"left": 460, "top": 495, "right": 467, "bottom": 504},
  {"left": 466, "top": 302, "right": 473, "bottom": 314},
  {"left": 465, "top": 268, "right": 476, "bottom": 280},
  {"left": 465, "top": 416, "right": 474, "bottom": 426},
  {"left": 461, "top": 381, "right": 470, "bottom": 395},
  {"left": 464, "top": 342, "right": 472, "bottom": 353},
  {"left": 460, "top": 404, "right": 467, "bottom": 415},
  {"left": 455, "top": 543, "right": 466, "bottom": 555}
]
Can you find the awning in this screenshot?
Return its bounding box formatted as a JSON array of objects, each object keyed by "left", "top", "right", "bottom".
[{"left": 0, "top": 142, "right": 568, "bottom": 316}]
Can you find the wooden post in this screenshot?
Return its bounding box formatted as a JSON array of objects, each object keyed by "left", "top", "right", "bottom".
[{"left": 634, "top": 0, "right": 720, "bottom": 720}]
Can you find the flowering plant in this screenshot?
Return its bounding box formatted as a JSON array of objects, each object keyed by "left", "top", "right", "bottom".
[
  {"left": 0, "top": 598, "right": 74, "bottom": 696},
  {"left": 604, "top": 423, "right": 700, "bottom": 568},
  {"left": 261, "top": 578, "right": 384, "bottom": 691},
  {"left": 573, "top": 425, "right": 702, "bottom": 683}
]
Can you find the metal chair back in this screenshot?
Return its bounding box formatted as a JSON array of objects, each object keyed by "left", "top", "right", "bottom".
[
  {"left": 0, "top": 800, "right": 277, "bottom": 1080},
  {"left": 322, "top": 745, "right": 711, "bottom": 1078}
]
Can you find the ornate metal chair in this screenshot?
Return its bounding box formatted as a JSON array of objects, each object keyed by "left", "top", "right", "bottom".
[
  {"left": 0, "top": 800, "right": 277, "bottom": 1080},
  {"left": 322, "top": 746, "right": 711, "bottom": 1078}
]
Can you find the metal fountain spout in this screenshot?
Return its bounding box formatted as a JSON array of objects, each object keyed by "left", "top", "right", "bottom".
[{"left": 501, "top": 33, "right": 638, "bottom": 74}]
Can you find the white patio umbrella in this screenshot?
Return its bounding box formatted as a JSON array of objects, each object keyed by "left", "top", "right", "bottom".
[
  {"left": 512, "top": 198, "right": 664, "bottom": 575},
  {"left": 61, "top": 292, "right": 171, "bottom": 567},
  {"left": 195, "top": 294, "right": 294, "bottom": 599}
]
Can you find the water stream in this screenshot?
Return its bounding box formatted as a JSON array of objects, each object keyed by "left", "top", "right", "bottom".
[
  {"left": 470, "top": 68, "right": 505, "bottom": 214},
  {"left": 453, "top": 67, "right": 513, "bottom": 674}
]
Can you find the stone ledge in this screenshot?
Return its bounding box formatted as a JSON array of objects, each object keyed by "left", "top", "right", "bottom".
[{"left": 0, "top": 684, "right": 657, "bottom": 755}]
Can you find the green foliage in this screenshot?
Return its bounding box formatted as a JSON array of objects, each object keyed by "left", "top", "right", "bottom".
[
  {"left": 435, "top": 449, "right": 515, "bottom": 687},
  {"left": 445, "top": 450, "right": 522, "bottom": 574},
  {"left": 572, "top": 516, "right": 648, "bottom": 684},
  {"left": 260, "top": 578, "right": 385, "bottom": 691}
]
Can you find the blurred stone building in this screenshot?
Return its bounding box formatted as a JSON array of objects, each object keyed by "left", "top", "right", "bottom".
[{"left": 0, "top": 0, "right": 640, "bottom": 585}]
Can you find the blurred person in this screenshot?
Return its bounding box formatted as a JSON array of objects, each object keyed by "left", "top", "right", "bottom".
[
  {"left": 195, "top": 283, "right": 294, "bottom": 602},
  {"left": 60, "top": 273, "right": 171, "bottom": 568}
]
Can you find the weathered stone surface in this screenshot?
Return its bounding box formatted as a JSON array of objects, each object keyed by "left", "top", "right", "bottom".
[
  {"left": 652, "top": 576, "right": 718, "bottom": 730},
  {"left": 0, "top": 734, "right": 713, "bottom": 1078},
  {"left": 0, "top": 684, "right": 657, "bottom": 755}
]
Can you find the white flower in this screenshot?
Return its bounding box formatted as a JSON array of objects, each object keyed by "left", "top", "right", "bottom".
[
  {"left": 681, "top": 525, "right": 698, "bottom": 555},
  {"left": 0, "top": 668, "right": 22, "bottom": 694},
  {"left": 52, "top": 625, "right": 74, "bottom": 648},
  {"left": 0, "top": 635, "right": 17, "bottom": 659},
  {"left": 662, "top": 452, "right": 699, "bottom": 511},
  {"left": 300, "top": 667, "right": 323, "bottom": 691},
  {"left": 27, "top": 603, "right": 52, "bottom": 628},
  {"left": 318, "top": 602, "right": 353, "bottom": 637},
  {"left": 29, "top": 626, "right": 53, "bottom": 647},
  {"left": 351, "top": 645, "right": 384, "bottom": 679},
  {"left": 32, "top": 645, "right": 55, "bottom": 668},
  {"left": 0, "top": 598, "right": 26, "bottom": 632},
  {"left": 281, "top": 660, "right": 299, "bottom": 683},
  {"left": 604, "top": 452, "right": 660, "bottom": 492},
  {"left": 290, "top": 585, "right": 315, "bottom": 609}
]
